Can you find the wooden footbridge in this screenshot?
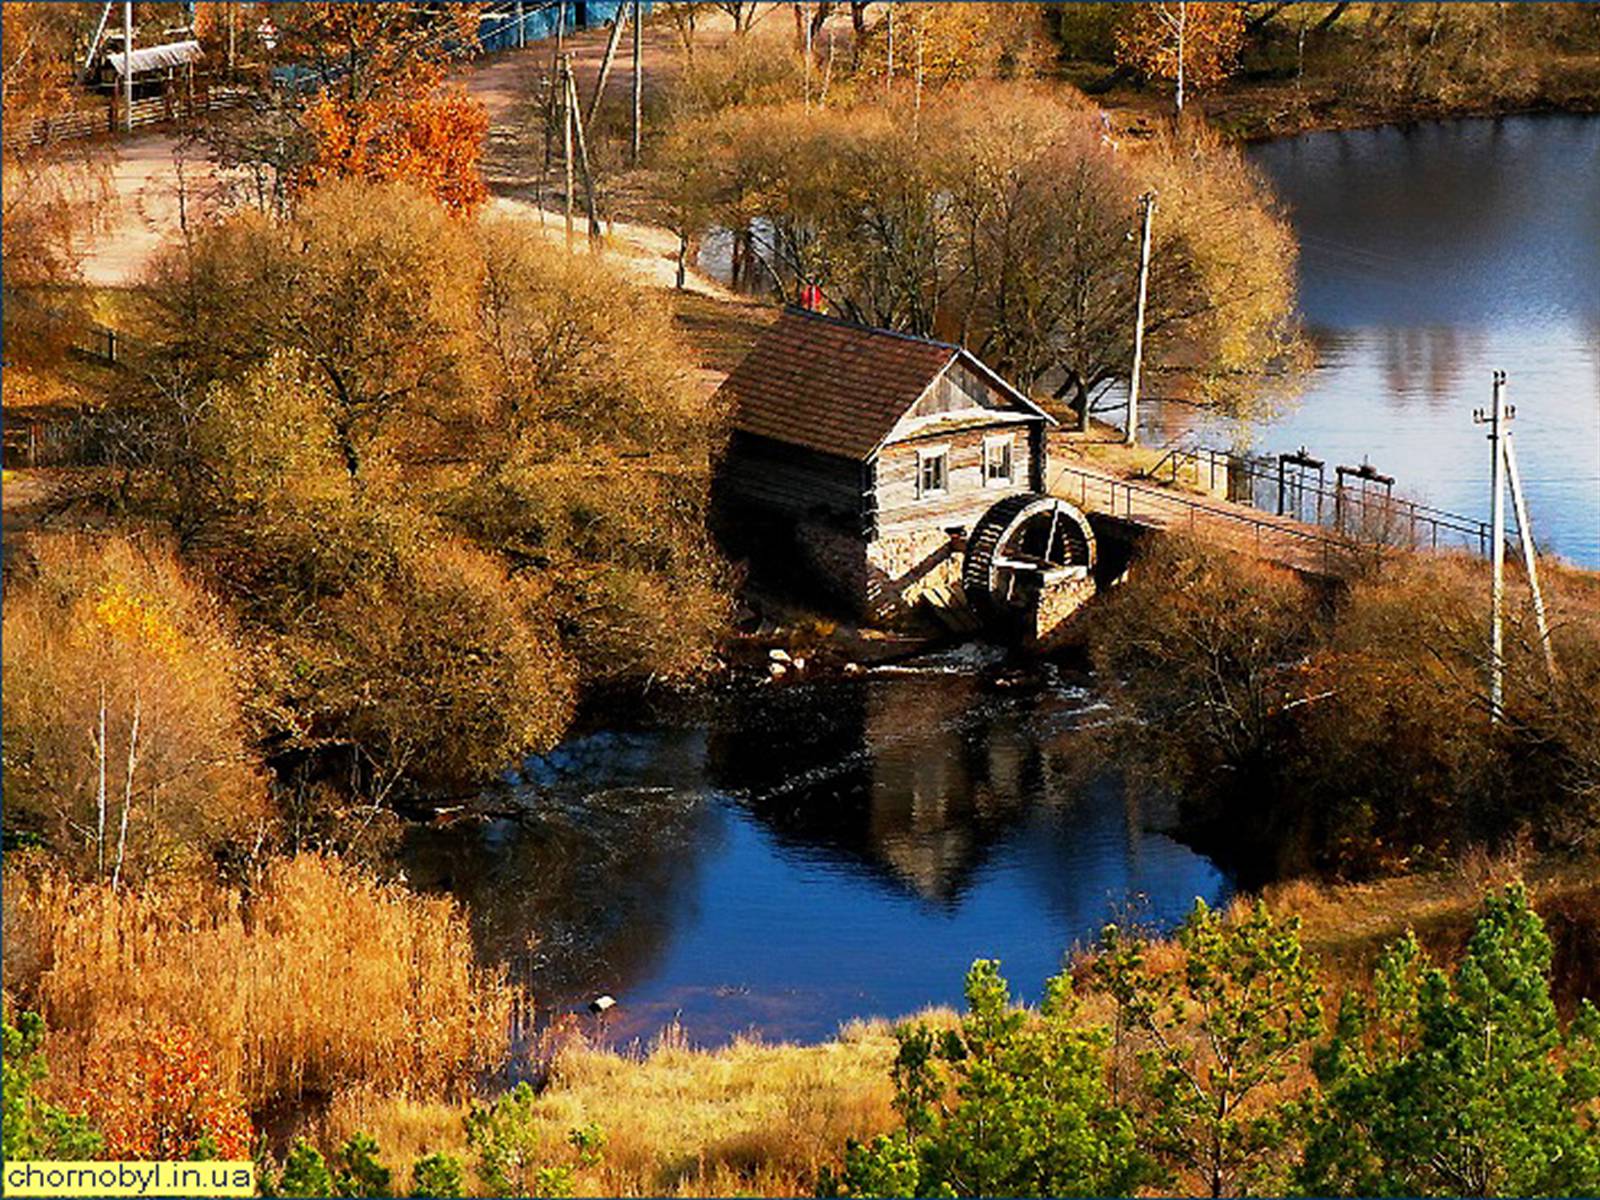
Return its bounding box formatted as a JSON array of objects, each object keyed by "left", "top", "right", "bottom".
[{"left": 1046, "top": 452, "right": 1502, "bottom": 581}]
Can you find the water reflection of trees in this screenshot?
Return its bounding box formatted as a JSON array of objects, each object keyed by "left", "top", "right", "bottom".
[
  {"left": 1377, "top": 326, "right": 1484, "bottom": 410},
  {"left": 705, "top": 676, "right": 1047, "bottom": 907},
  {"left": 399, "top": 728, "right": 721, "bottom": 1004}
]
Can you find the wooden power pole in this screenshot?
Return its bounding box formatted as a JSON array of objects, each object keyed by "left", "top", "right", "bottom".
[
  {"left": 123, "top": 0, "right": 134, "bottom": 133},
  {"left": 1503, "top": 419, "right": 1557, "bottom": 680},
  {"left": 631, "top": 0, "right": 642, "bottom": 165},
  {"left": 1125, "top": 191, "right": 1156, "bottom": 447},
  {"left": 1474, "top": 370, "right": 1510, "bottom": 722},
  {"left": 565, "top": 57, "right": 602, "bottom": 244}
]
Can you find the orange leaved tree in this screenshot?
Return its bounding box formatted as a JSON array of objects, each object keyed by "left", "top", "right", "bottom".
[
  {"left": 302, "top": 84, "right": 490, "bottom": 214},
  {"left": 280, "top": 3, "right": 491, "bottom": 213},
  {"left": 79, "top": 1026, "right": 253, "bottom": 1160}
]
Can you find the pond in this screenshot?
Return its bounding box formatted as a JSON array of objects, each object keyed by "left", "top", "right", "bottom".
[
  {"left": 1153, "top": 114, "right": 1600, "bottom": 567},
  {"left": 402, "top": 652, "right": 1229, "bottom": 1047}
]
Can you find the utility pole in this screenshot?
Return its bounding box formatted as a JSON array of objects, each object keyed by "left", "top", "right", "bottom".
[
  {"left": 562, "top": 56, "right": 575, "bottom": 247},
  {"left": 631, "top": 0, "right": 642, "bottom": 165},
  {"left": 123, "top": 0, "right": 134, "bottom": 134},
  {"left": 803, "top": 1, "right": 813, "bottom": 109},
  {"left": 588, "top": 3, "right": 630, "bottom": 133},
  {"left": 1502, "top": 421, "right": 1557, "bottom": 679},
  {"left": 566, "top": 57, "right": 602, "bottom": 244},
  {"left": 1473, "top": 370, "right": 1510, "bottom": 723},
  {"left": 516, "top": 0, "right": 526, "bottom": 49},
  {"left": 227, "top": 2, "right": 236, "bottom": 77},
  {"left": 1125, "top": 191, "right": 1156, "bottom": 447}
]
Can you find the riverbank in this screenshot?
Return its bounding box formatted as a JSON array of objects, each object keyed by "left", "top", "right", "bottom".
[
  {"left": 300, "top": 850, "right": 1600, "bottom": 1196},
  {"left": 1055, "top": 4, "right": 1600, "bottom": 142},
  {"left": 1090, "top": 53, "right": 1600, "bottom": 143}
]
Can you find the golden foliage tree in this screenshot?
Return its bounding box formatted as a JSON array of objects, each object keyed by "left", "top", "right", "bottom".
[
  {"left": 1, "top": 534, "right": 270, "bottom": 884},
  {"left": 301, "top": 82, "right": 489, "bottom": 214},
  {"left": 128, "top": 185, "right": 728, "bottom": 790},
  {"left": 1115, "top": 1, "right": 1247, "bottom": 115}
]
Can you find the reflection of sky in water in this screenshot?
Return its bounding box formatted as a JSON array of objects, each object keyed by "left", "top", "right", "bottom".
[
  {"left": 403, "top": 669, "right": 1229, "bottom": 1047},
  {"left": 1148, "top": 115, "right": 1600, "bottom": 566}
]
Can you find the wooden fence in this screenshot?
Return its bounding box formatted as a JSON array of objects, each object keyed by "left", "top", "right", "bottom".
[{"left": 22, "top": 83, "right": 256, "bottom": 145}]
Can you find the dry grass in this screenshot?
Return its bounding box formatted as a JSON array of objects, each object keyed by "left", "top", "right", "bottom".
[
  {"left": 1252, "top": 850, "right": 1600, "bottom": 1011},
  {"left": 2, "top": 853, "right": 519, "bottom": 1110},
  {"left": 323, "top": 1018, "right": 909, "bottom": 1198}
]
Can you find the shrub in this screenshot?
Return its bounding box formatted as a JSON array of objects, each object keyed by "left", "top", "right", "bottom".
[
  {"left": 466, "top": 1085, "right": 605, "bottom": 1199},
  {"left": 277, "top": 1141, "right": 334, "bottom": 1197},
  {"left": 1, "top": 532, "right": 269, "bottom": 882},
  {"left": 1, "top": 1006, "right": 101, "bottom": 1161},
  {"left": 830, "top": 961, "right": 1153, "bottom": 1197},
  {"left": 408, "top": 1152, "right": 464, "bottom": 1198},
  {"left": 2, "top": 854, "right": 518, "bottom": 1109},
  {"left": 78, "top": 1024, "right": 252, "bottom": 1161}
]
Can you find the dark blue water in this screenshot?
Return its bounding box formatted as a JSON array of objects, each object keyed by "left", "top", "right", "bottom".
[
  {"left": 402, "top": 652, "right": 1229, "bottom": 1046},
  {"left": 1154, "top": 114, "right": 1600, "bottom": 566}
]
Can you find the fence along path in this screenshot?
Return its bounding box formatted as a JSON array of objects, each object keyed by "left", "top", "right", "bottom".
[{"left": 1048, "top": 458, "right": 1397, "bottom": 579}]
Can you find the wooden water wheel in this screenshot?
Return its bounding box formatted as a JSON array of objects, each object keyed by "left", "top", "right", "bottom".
[{"left": 962, "top": 495, "right": 1097, "bottom": 621}]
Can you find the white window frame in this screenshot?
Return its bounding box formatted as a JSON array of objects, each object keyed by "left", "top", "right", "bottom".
[
  {"left": 983, "top": 434, "right": 1014, "bottom": 488},
  {"left": 916, "top": 445, "right": 950, "bottom": 499}
]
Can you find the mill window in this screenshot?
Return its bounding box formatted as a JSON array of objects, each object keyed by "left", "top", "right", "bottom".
[
  {"left": 984, "top": 435, "right": 1014, "bottom": 487},
  {"left": 917, "top": 447, "right": 949, "bottom": 498}
]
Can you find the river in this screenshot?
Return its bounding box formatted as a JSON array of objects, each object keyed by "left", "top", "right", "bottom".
[
  {"left": 403, "top": 651, "right": 1227, "bottom": 1047},
  {"left": 1152, "top": 114, "right": 1600, "bottom": 567},
  {"left": 407, "top": 115, "right": 1597, "bottom": 1049}
]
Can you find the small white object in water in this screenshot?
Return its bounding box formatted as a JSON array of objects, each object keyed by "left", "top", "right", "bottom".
[
  {"left": 768, "top": 661, "right": 788, "bottom": 679},
  {"left": 769, "top": 648, "right": 793, "bottom": 665}
]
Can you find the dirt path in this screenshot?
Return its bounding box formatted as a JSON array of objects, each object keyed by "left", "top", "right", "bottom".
[{"left": 76, "top": 11, "right": 754, "bottom": 291}]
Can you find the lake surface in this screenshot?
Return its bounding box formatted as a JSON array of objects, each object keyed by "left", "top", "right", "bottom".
[
  {"left": 1151, "top": 114, "right": 1600, "bottom": 567},
  {"left": 403, "top": 653, "right": 1229, "bottom": 1047}
]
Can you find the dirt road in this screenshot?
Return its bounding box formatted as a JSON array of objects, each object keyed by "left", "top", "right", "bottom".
[{"left": 76, "top": 10, "right": 759, "bottom": 290}]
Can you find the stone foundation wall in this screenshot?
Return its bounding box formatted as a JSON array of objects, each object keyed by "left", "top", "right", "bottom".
[
  {"left": 1025, "top": 573, "right": 1098, "bottom": 650},
  {"left": 794, "top": 522, "right": 872, "bottom": 614},
  {"left": 791, "top": 523, "right": 970, "bottom": 624},
  {"left": 865, "top": 528, "right": 965, "bottom": 622}
]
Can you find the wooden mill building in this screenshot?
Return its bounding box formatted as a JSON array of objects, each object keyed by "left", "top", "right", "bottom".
[{"left": 713, "top": 307, "right": 1097, "bottom": 632}]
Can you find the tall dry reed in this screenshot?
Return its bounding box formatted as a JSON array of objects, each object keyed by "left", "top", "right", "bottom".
[{"left": 3, "top": 853, "right": 517, "bottom": 1108}]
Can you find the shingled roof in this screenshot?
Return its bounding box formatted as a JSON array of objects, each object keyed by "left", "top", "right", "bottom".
[{"left": 718, "top": 307, "right": 1048, "bottom": 461}]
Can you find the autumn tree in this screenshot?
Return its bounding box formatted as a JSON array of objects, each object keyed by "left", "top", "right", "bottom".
[
  {"left": 300, "top": 82, "right": 489, "bottom": 214},
  {"left": 1, "top": 533, "right": 270, "bottom": 884},
  {"left": 206, "top": 3, "right": 491, "bottom": 213},
  {"left": 854, "top": 3, "right": 1048, "bottom": 93},
  {"left": 142, "top": 180, "right": 483, "bottom": 483},
  {"left": 121, "top": 186, "right": 727, "bottom": 791},
  {"left": 1115, "top": 2, "right": 1247, "bottom": 116},
  {"left": 682, "top": 85, "right": 1303, "bottom": 421}
]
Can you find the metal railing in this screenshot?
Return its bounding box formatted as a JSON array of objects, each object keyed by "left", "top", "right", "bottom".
[
  {"left": 1139, "top": 441, "right": 1508, "bottom": 559},
  {"left": 1052, "top": 462, "right": 1380, "bottom": 577}
]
